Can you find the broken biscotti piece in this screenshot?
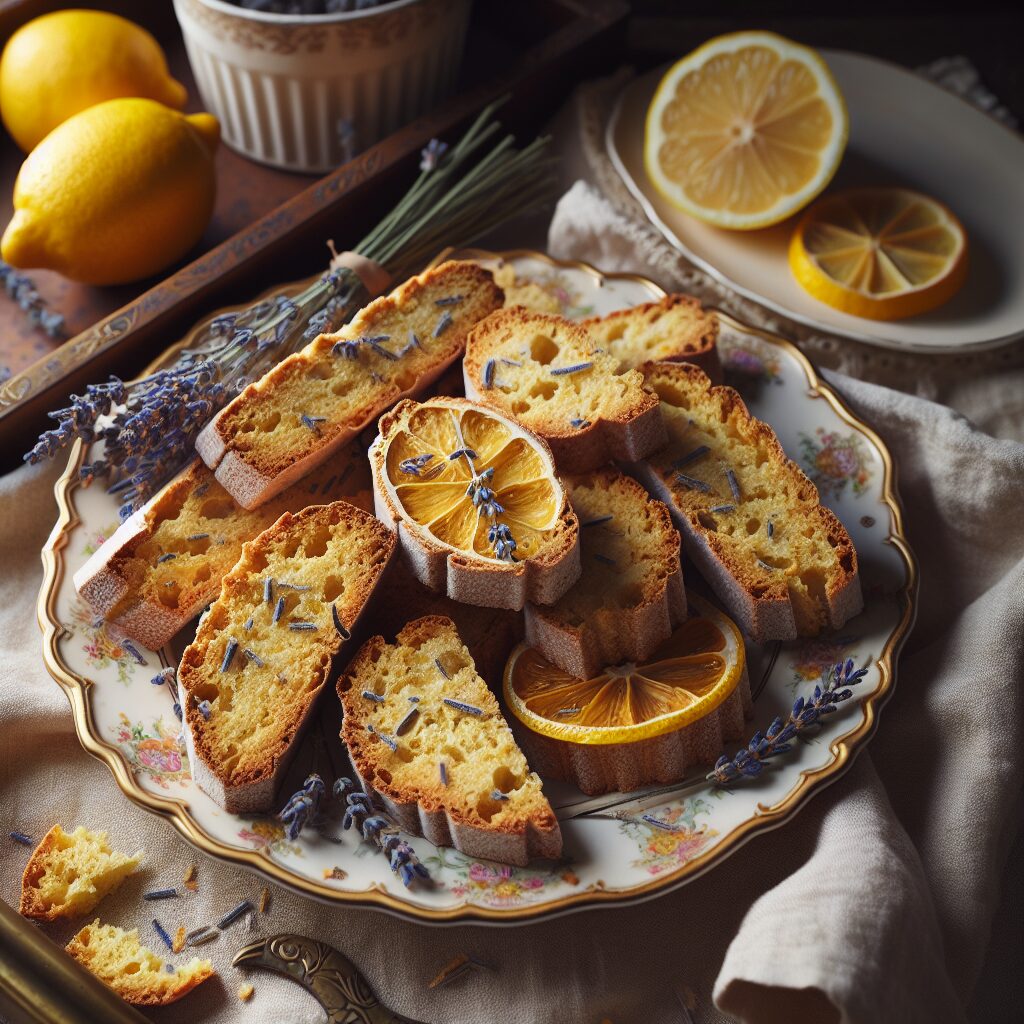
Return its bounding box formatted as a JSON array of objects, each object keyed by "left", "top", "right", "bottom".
[
  {"left": 20, "top": 826, "right": 143, "bottom": 921},
  {"left": 524, "top": 469, "right": 686, "bottom": 680},
  {"left": 177, "top": 501, "right": 395, "bottom": 813},
  {"left": 196, "top": 260, "right": 503, "bottom": 508},
  {"left": 74, "top": 450, "right": 372, "bottom": 650},
  {"left": 338, "top": 616, "right": 561, "bottom": 866},
  {"left": 633, "top": 362, "right": 862, "bottom": 642},
  {"left": 462, "top": 308, "right": 666, "bottom": 473},
  {"left": 370, "top": 396, "right": 580, "bottom": 611},
  {"left": 65, "top": 920, "right": 213, "bottom": 1006},
  {"left": 581, "top": 295, "right": 721, "bottom": 381}
]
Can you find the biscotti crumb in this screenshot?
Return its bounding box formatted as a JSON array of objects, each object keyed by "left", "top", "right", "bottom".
[{"left": 238, "top": 983, "right": 254, "bottom": 1002}]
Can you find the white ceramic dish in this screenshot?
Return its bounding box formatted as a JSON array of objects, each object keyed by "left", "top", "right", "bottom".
[
  {"left": 39, "top": 252, "right": 915, "bottom": 923},
  {"left": 608, "top": 54, "right": 1024, "bottom": 353},
  {"left": 173, "top": 0, "right": 471, "bottom": 172}
]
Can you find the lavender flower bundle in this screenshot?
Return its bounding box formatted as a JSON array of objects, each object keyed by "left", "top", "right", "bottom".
[
  {"left": 25, "top": 102, "right": 557, "bottom": 520},
  {"left": 707, "top": 658, "right": 870, "bottom": 784}
]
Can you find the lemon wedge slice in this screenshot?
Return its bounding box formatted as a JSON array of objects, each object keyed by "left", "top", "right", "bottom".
[
  {"left": 789, "top": 187, "right": 968, "bottom": 319},
  {"left": 644, "top": 31, "right": 848, "bottom": 230},
  {"left": 504, "top": 593, "right": 745, "bottom": 746}
]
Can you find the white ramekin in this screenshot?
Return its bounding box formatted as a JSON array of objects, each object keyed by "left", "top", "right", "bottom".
[{"left": 172, "top": 0, "right": 472, "bottom": 173}]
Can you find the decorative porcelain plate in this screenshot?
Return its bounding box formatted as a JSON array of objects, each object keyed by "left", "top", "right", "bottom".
[
  {"left": 609, "top": 54, "right": 1024, "bottom": 353},
  {"left": 39, "top": 251, "right": 916, "bottom": 923}
]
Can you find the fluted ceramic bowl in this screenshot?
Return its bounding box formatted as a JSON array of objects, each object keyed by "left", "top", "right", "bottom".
[{"left": 173, "top": 0, "right": 472, "bottom": 172}]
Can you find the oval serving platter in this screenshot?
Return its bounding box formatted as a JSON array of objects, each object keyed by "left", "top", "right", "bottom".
[{"left": 39, "top": 250, "right": 916, "bottom": 924}]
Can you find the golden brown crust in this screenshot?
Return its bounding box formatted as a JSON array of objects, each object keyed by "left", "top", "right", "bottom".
[
  {"left": 65, "top": 921, "right": 213, "bottom": 1006},
  {"left": 196, "top": 261, "right": 503, "bottom": 508},
  {"left": 178, "top": 500, "right": 395, "bottom": 812},
  {"left": 632, "top": 361, "right": 862, "bottom": 642},
  {"left": 462, "top": 308, "right": 667, "bottom": 473},
  {"left": 19, "top": 826, "right": 61, "bottom": 921},
  {"left": 524, "top": 468, "right": 686, "bottom": 679},
  {"left": 581, "top": 294, "right": 722, "bottom": 382},
  {"left": 370, "top": 396, "right": 581, "bottom": 611}
]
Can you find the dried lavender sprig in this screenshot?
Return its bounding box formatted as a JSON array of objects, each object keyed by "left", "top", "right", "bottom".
[
  {"left": 25, "top": 102, "right": 557, "bottom": 515},
  {"left": 0, "top": 260, "right": 66, "bottom": 339},
  {"left": 340, "top": 783, "right": 430, "bottom": 887},
  {"left": 278, "top": 774, "right": 326, "bottom": 841},
  {"left": 707, "top": 659, "right": 870, "bottom": 784}
]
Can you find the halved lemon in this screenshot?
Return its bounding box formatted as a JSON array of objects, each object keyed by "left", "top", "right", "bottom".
[
  {"left": 644, "top": 31, "right": 848, "bottom": 230},
  {"left": 789, "top": 187, "right": 968, "bottom": 319},
  {"left": 504, "top": 593, "right": 745, "bottom": 745},
  {"left": 379, "top": 398, "right": 564, "bottom": 563}
]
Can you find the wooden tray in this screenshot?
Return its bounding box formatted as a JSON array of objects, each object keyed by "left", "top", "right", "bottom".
[{"left": 0, "top": 0, "right": 628, "bottom": 471}]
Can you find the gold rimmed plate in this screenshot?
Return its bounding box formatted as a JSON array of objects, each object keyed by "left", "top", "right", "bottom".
[{"left": 38, "top": 250, "right": 916, "bottom": 923}]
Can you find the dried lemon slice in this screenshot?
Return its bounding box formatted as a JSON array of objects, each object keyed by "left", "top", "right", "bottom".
[
  {"left": 788, "top": 187, "right": 968, "bottom": 319},
  {"left": 503, "top": 594, "right": 750, "bottom": 794},
  {"left": 644, "top": 31, "right": 847, "bottom": 230},
  {"left": 505, "top": 593, "right": 744, "bottom": 745},
  {"left": 371, "top": 397, "right": 581, "bottom": 610}
]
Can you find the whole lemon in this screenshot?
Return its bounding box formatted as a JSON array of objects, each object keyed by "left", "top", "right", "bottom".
[
  {"left": 0, "top": 9, "right": 187, "bottom": 152},
  {"left": 2, "top": 98, "right": 220, "bottom": 286}
]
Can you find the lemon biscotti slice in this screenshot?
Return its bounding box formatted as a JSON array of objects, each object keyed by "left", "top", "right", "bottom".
[
  {"left": 178, "top": 501, "right": 395, "bottom": 813},
  {"left": 197, "top": 261, "right": 503, "bottom": 508},
  {"left": 20, "top": 826, "right": 142, "bottom": 921},
  {"left": 581, "top": 295, "right": 721, "bottom": 381},
  {"left": 338, "top": 616, "right": 561, "bottom": 866},
  {"left": 74, "top": 450, "right": 371, "bottom": 650},
  {"left": 66, "top": 920, "right": 213, "bottom": 1006},
  {"left": 463, "top": 308, "right": 666, "bottom": 473},
  {"left": 370, "top": 396, "right": 580, "bottom": 610},
  {"left": 524, "top": 469, "right": 687, "bottom": 679},
  {"left": 634, "top": 362, "right": 862, "bottom": 642}
]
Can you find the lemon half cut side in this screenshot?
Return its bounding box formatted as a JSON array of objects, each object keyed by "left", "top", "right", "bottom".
[{"left": 644, "top": 31, "right": 848, "bottom": 230}]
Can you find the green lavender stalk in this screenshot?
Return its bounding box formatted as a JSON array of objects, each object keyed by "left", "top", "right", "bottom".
[{"left": 26, "top": 102, "right": 558, "bottom": 521}]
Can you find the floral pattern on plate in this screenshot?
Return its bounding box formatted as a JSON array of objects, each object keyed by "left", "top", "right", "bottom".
[
  {"left": 113, "top": 714, "right": 190, "bottom": 788},
  {"left": 799, "top": 427, "right": 872, "bottom": 499},
  {"left": 621, "top": 798, "right": 718, "bottom": 876},
  {"left": 69, "top": 598, "right": 137, "bottom": 685}
]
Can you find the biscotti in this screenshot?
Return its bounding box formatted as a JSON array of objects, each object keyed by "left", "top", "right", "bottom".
[
  {"left": 74, "top": 449, "right": 372, "bottom": 650},
  {"left": 582, "top": 295, "right": 721, "bottom": 381},
  {"left": 524, "top": 469, "right": 686, "bottom": 679},
  {"left": 20, "top": 826, "right": 142, "bottom": 921},
  {"left": 66, "top": 920, "right": 213, "bottom": 1006},
  {"left": 633, "top": 362, "right": 862, "bottom": 641},
  {"left": 370, "top": 396, "right": 581, "bottom": 610},
  {"left": 177, "top": 501, "right": 395, "bottom": 813},
  {"left": 338, "top": 616, "right": 561, "bottom": 866},
  {"left": 463, "top": 308, "right": 666, "bottom": 473},
  {"left": 196, "top": 260, "right": 503, "bottom": 508}
]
